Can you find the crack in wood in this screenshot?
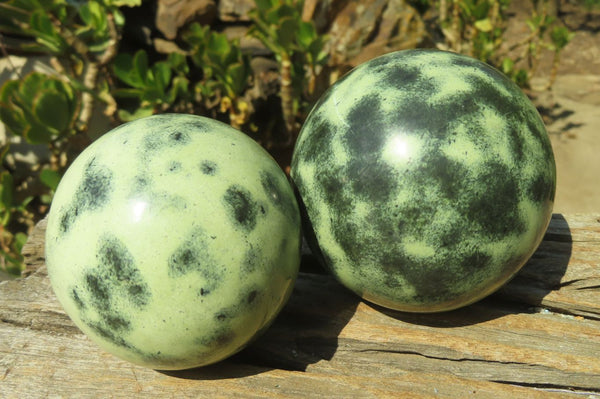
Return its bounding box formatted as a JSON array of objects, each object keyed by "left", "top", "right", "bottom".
[
  {"left": 492, "top": 380, "right": 600, "bottom": 395},
  {"left": 355, "top": 348, "right": 534, "bottom": 367},
  {"left": 542, "top": 233, "right": 573, "bottom": 243},
  {"left": 576, "top": 284, "right": 600, "bottom": 291},
  {"left": 530, "top": 305, "right": 600, "bottom": 322},
  {"left": 1, "top": 367, "right": 10, "bottom": 381},
  {"left": 1, "top": 317, "right": 31, "bottom": 329},
  {"left": 1, "top": 312, "right": 81, "bottom": 336},
  {"left": 554, "top": 278, "right": 586, "bottom": 289}
]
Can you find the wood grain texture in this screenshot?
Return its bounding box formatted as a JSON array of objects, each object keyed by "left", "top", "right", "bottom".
[{"left": 1, "top": 214, "right": 599, "bottom": 398}]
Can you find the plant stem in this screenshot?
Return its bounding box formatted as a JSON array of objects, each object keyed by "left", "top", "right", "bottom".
[
  {"left": 451, "top": 0, "right": 461, "bottom": 52},
  {"left": 78, "top": 13, "right": 119, "bottom": 132},
  {"left": 440, "top": 0, "right": 447, "bottom": 23},
  {"left": 546, "top": 49, "right": 561, "bottom": 90},
  {"left": 280, "top": 55, "right": 295, "bottom": 144}
]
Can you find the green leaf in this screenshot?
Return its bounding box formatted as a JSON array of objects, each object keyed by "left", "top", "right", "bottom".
[
  {"left": 29, "top": 9, "right": 67, "bottom": 53},
  {"left": 20, "top": 73, "right": 46, "bottom": 109},
  {"left": 167, "top": 76, "right": 189, "bottom": 104},
  {"left": 297, "top": 21, "right": 316, "bottom": 49},
  {"left": 276, "top": 16, "right": 298, "bottom": 50},
  {"left": 208, "top": 32, "right": 230, "bottom": 55},
  {"left": 167, "top": 53, "right": 188, "bottom": 74},
  {"left": 104, "top": 0, "right": 141, "bottom": 6},
  {"left": 140, "top": 88, "right": 162, "bottom": 104},
  {"left": 1, "top": 171, "right": 14, "bottom": 212},
  {"left": 14, "top": 232, "right": 28, "bottom": 254},
  {"left": 113, "top": 8, "right": 125, "bottom": 26},
  {"left": 30, "top": 9, "right": 56, "bottom": 36},
  {"left": 501, "top": 57, "right": 514, "bottom": 74},
  {"left": 133, "top": 50, "right": 150, "bottom": 85},
  {"left": 113, "top": 53, "right": 145, "bottom": 88},
  {"left": 0, "top": 143, "right": 8, "bottom": 162},
  {"left": 308, "top": 35, "right": 329, "bottom": 66},
  {"left": 458, "top": 0, "right": 475, "bottom": 18},
  {"left": 513, "top": 68, "right": 529, "bottom": 88},
  {"left": 253, "top": 0, "right": 274, "bottom": 14},
  {"left": 474, "top": 18, "right": 493, "bottom": 33},
  {"left": 23, "top": 120, "right": 56, "bottom": 144},
  {"left": 550, "top": 26, "right": 574, "bottom": 51},
  {"left": 153, "top": 62, "right": 172, "bottom": 94},
  {"left": 273, "top": 4, "right": 297, "bottom": 21},
  {"left": 182, "top": 23, "right": 209, "bottom": 48},
  {"left": 33, "top": 90, "right": 71, "bottom": 133},
  {"left": 87, "top": 39, "right": 111, "bottom": 54},
  {"left": 225, "top": 62, "right": 248, "bottom": 97},
  {"left": 224, "top": 41, "right": 243, "bottom": 67},
  {"left": 0, "top": 80, "right": 20, "bottom": 103},
  {"left": 113, "top": 53, "right": 135, "bottom": 86},
  {"left": 40, "top": 168, "right": 62, "bottom": 190},
  {"left": 472, "top": 1, "right": 491, "bottom": 20},
  {"left": 43, "top": 78, "right": 75, "bottom": 105},
  {"left": 79, "top": 1, "right": 107, "bottom": 30},
  {"left": 112, "top": 88, "right": 145, "bottom": 99},
  {"left": 0, "top": 100, "right": 26, "bottom": 136},
  {"left": 41, "top": 193, "right": 53, "bottom": 204},
  {"left": 118, "top": 106, "right": 154, "bottom": 122}
]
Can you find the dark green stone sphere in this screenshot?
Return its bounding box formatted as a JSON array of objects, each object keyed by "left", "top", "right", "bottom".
[{"left": 291, "top": 49, "right": 556, "bottom": 312}]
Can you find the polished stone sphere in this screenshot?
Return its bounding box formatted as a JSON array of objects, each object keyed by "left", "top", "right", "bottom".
[
  {"left": 291, "top": 49, "right": 556, "bottom": 312},
  {"left": 46, "top": 114, "right": 301, "bottom": 369}
]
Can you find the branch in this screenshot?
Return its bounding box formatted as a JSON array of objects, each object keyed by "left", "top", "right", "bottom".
[{"left": 77, "top": 13, "right": 119, "bottom": 131}]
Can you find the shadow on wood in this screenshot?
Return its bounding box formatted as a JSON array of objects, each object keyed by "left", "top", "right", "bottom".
[
  {"left": 499, "top": 214, "right": 574, "bottom": 307},
  {"left": 162, "top": 270, "right": 361, "bottom": 379}
]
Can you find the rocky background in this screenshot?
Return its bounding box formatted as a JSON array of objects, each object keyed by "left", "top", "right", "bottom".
[{"left": 149, "top": 0, "right": 426, "bottom": 65}]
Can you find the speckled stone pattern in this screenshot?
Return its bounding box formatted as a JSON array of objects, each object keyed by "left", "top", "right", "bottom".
[
  {"left": 291, "top": 49, "right": 556, "bottom": 312},
  {"left": 45, "top": 114, "right": 301, "bottom": 370}
]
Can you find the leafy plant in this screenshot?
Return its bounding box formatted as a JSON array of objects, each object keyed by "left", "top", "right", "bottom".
[
  {"left": 582, "top": 0, "right": 600, "bottom": 9},
  {"left": 182, "top": 23, "right": 252, "bottom": 128},
  {"left": 0, "top": 147, "right": 31, "bottom": 275},
  {"left": 0, "top": 73, "right": 78, "bottom": 145},
  {"left": 0, "top": 0, "right": 133, "bottom": 275},
  {"left": 522, "top": 3, "right": 575, "bottom": 89},
  {"left": 112, "top": 50, "right": 189, "bottom": 121},
  {"left": 435, "top": 0, "right": 573, "bottom": 89},
  {"left": 248, "top": 0, "right": 328, "bottom": 141}
]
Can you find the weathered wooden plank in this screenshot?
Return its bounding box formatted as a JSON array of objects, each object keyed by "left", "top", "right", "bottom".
[
  {"left": 2, "top": 320, "right": 576, "bottom": 399},
  {"left": 238, "top": 273, "right": 600, "bottom": 392},
  {"left": 498, "top": 214, "right": 600, "bottom": 319},
  {"left": 0, "top": 282, "right": 581, "bottom": 399},
  {"left": 1, "top": 214, "right": 599, "bottom": 398},
  {"left": 20, "top": 217, "right": 47, "bottom": 278}
]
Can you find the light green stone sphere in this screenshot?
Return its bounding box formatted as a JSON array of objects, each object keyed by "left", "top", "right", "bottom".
[{"left": 45, "top": 114, "right": 301, "bottom": 370}]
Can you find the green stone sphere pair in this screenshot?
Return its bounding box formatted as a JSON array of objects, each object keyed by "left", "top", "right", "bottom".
[{"left": 46, "top": 49, "right": 555, "bottom": 370}]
